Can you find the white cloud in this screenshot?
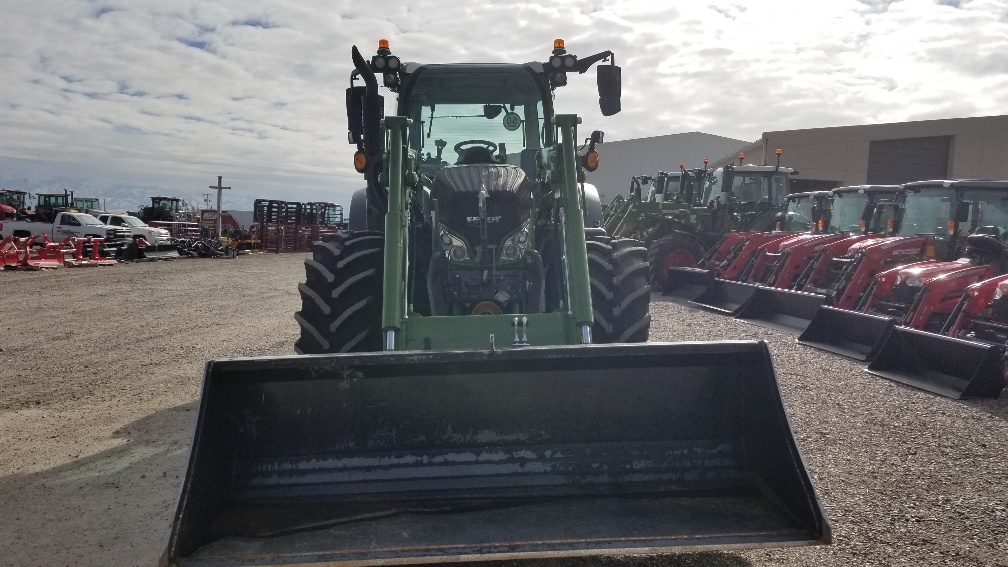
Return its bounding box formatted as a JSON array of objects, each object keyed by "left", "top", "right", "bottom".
[{"left": 1, "top": 0, "right": 1007, "bottom": 210}]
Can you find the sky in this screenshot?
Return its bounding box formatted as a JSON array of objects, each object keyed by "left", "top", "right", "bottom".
[{"left": 2, "top": 0, "right": 1007, "bottom": 212}]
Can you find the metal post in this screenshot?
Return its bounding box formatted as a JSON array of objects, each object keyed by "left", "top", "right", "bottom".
[{"left": 209, "top": 176, "right": 231, "bottom": 238}]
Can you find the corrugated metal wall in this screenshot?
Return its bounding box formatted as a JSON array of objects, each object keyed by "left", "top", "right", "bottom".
[{"left": 866, "top": 136, "right": 951, "bottom": 185}]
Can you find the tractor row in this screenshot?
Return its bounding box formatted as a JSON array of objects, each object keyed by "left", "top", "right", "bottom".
[{"left": 657, "top": 177, "right": 1008, "bottom": 400}]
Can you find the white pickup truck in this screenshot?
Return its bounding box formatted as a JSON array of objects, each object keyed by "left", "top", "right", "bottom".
[
  {"left": 96, "top": 213, "right": 173, "bottom": 244},
  {"left": 96, "top": 213, "right": 179, "bottom": 259},
  {"left": 0, "top": 211, "right": 132, "bottom": 243}
]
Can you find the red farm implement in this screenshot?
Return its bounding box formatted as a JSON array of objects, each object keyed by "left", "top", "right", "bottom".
[
  {"left": 1, "top": 235, "right": 65, "bottom": 269},
  {"left": 62, "top": 236, "right": 118, "bottom": 267},
  {"left": 253, "top": 199, "right": 345, "bottom": 253}
]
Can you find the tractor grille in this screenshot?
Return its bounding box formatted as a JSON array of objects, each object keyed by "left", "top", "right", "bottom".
[
  {"left": 873, "top": 283, "right": 919, "bottom": 320},
  {"left": 822, "top": 256, "right": 860, "bottom": 297}
]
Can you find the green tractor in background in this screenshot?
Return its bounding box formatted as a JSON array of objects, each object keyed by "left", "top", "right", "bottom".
[
  {"left": 160, "top": 39, "right": 829, "bottom": 567},
  {"left": 605, "top": 151, "right": 797, "bottom": 288}
]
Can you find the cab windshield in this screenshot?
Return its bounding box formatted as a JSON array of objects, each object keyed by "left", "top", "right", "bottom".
[
  {"left": 729, "top": 173, "right": 789, "bottom": 206},
  {"left": 896, "top": 188, "right": 953, "bottom": 237},
  {"left": 120, "top": 216, "right": 146, "bottom": 227},
  {"left": 782, "top": 196, "right": 814, "bottom": 231},
  {"left": 404, "top": 66, "right": 549, "bottom": 178},
  {"left": 829, "top": 192, "right": 870, "bottom": 233}
]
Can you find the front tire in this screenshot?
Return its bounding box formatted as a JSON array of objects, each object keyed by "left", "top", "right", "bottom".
[
  {"left": 585, "top": 235, "right": 615, "bottom": 342},
  {"left": 647, "top": 234, "right": 706, "bottom": 289},
  {"left": 610, "top": 238, "right": 651, "bottom": 343},
  {"left": 294, "top": 231, "right": 384, "bottom": 354}
]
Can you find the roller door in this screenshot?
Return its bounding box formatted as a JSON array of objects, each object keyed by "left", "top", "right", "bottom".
[{"left": 866, "top": 136, "right": 951, "bottom": 185}]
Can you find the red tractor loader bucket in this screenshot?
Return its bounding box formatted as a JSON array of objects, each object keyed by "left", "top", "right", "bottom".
[
  {"left": 689, "top": 280, "right": 761, "bottom": 315},
  {"left": 797, "top": 305, "right": 897, "bottom": 361},
  {"left": 162, "top": 342, "right": 830, "bottom": 566},
  {"left": 662, "top": 266, "right": 714, "bottom": 303},
  {"left": 865, "top": 327, "right": 1006, "bottom": 399},
  {"left": 734, "top": 287, "right": 826, "bottom": 335}
]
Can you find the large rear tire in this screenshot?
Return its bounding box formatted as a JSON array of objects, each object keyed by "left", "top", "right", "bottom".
[
  {"left": 647, "top": 234, "right": 706, "bottom": 289},
  {"left": 610, "top": 238, "right": 651, "bottom": 342},
  {"left": 294, "top": 231, "right": 384, "bottom": 354}
]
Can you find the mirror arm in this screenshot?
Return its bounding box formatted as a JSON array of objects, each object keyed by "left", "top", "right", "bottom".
[{"left": 575, "top": 51, "right": 614, "bottom": 74}]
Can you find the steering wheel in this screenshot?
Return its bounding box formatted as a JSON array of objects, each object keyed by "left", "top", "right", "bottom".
[{"left": 454, "top": 139, "right": 498, "bottom": 155}]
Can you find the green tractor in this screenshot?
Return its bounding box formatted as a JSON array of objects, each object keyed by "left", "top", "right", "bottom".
[
  {"left": 606, "top": 152, "right": 797, "bottom": 288},
  {"left": 161, "top": 39, "right": 829, "bottom": 566},
  {"left": 295, "top": 41, "right": 646, "bottom": 350}
]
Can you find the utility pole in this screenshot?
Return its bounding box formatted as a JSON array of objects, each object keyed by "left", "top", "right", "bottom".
[{"left": 209, "top": 176, "right": 231, "bottom": 238}]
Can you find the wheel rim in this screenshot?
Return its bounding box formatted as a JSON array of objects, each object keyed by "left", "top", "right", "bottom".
[{"left": 663, "top": 249, "right": 697, "bottom": 273}]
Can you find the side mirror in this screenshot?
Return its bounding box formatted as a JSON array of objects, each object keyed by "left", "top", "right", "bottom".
[
  {"left": 346, "top": 86, "right": 366, "bottom": 145},
  {"left": 597, "top": 64, "right": 621, "bottom": 116}
]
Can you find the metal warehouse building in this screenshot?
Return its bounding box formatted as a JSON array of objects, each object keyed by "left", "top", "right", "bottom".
[
  {"left": 762, "top": 114, "right": 1008, "bottom": 193},
  {"left": 597, "top": 114, "right": 1008, "bottom": 199}
]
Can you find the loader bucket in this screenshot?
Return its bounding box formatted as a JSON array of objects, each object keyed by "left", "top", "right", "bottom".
[
  {"left": 689, "top": 280, "right": 761, "bottom": 315},
  {"left": 662, "top": 266, "right": 714, "bottom": 303},
  {"left": 797, "top": 306, "right": 896, "bottom": 361},
  {"left": 735, "top": 287, "right": 826, "bottom": 335},
  {"left": 866, "top": 327, "right": 1006, "bottom": 399},
  {"left": 163, "top": 342, "right": 830, "bottom": 566}
]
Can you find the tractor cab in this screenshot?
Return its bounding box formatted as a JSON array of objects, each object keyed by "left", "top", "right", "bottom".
[
  {"left": 894, "top": 180, "right": 1008, "bottom": 261},
  {"left": 825, "top": 185, "right": 900, "bottom": 235},
  {"left": 35, "top": 191, "right": 73, "bottom": 223},
  {"left": 0, "top": 189, "right": 30, "bottom": 219},
  {"left": 677, "top": 160, "right": 711, "bottom": 206},
  {"left": 702, "top": 151, "right": 795, "bottom": 232},
  {"left": 139, "top": 196, "right": 185, "bottom": 223},
  {"left": 778, "top": 191, "right": 842, "bottom": 233},
  {"left": 73, "top": 196, "right": 103, "bottom": 213}
]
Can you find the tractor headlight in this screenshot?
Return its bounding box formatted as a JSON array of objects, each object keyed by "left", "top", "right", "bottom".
[
  {"left": 439, "top": 227, "right": 470, "bottom": 262},
  {"left": 906, "top": 277, "right": 924, "bottom": 287},
  {"left": 995, "top": 286, "right": 1003, "bottom": 300},
  {"left": 499, "top": 222, "right": 530, "bottom": 262}
]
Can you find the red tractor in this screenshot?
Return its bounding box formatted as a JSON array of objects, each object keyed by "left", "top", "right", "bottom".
[
  {"left": 662, "top": 189, "right": 825, "bottom": 302},
  {"left": 687, "top": 185, "right": 897, "bottom": 317},
  {"left": 800, "top": 179, "right": 1008, "bottom": 399}
]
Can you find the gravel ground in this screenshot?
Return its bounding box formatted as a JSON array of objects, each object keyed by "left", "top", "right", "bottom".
[{"left": 1, "top": 254, "right": 1006, "bottom": 566}]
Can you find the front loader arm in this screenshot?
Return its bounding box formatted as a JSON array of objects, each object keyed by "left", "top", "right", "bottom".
[
  {"left": 555, "top": 115, "right": 593, "bottom": 340},
  {"left": 381, "top": 116, "right": 410, "bottom": 349}
]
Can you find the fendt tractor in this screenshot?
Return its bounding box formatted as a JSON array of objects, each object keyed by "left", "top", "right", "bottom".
[
  {"left": 162, "top": 39, "right": 829, "bottom": 566},
  {"left": 606, "top": 151, "right": 797, "bottom": 288}
]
